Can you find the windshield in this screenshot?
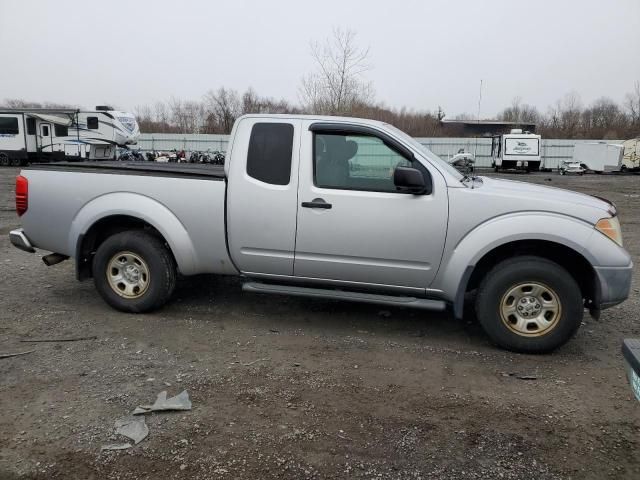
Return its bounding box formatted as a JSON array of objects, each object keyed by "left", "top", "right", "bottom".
[{"left": 384, "top": 124, "right": 464, "bottom": 180}]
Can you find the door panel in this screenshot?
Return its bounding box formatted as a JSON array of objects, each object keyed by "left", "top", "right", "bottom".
[
  {"left": 40, "top": 123, "right": 52, "bottom": 152},
  {"left": 294, "top": 123, "right": 448, "bottom": 289},
  {"left": 226, "top": 118, "right": 301, "bottom": 275}
]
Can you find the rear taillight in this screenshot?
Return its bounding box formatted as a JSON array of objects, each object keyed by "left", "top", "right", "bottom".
[{"left": 16, "top": 175, "right": 28, "bottom": 216}]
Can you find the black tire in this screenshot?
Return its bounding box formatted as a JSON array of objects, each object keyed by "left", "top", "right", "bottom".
[
  {"left": 475, "top": 256, "right": 583, "bottom": 353},
  {"left": 92, "top": 230, "right": 177, "bottom": 313},
  {"left": 0, "top": 154, "right": 9, "bottom": 167},
  {"left": 10, "top": 157, "right": 21, "bottom": 167}
]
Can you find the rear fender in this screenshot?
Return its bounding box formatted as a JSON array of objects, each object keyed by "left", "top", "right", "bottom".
[{"left": 68, "top": 192, "right": 197, "bottom": 275}]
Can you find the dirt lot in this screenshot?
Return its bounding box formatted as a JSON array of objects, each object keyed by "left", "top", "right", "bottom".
[{"left": 0, "top": 167, "right": 639, "bottom": 479}]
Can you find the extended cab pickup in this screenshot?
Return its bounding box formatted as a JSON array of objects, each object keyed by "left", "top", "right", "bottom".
[{"left": 9, "top": 115, "right": 633, "bottom": 352}]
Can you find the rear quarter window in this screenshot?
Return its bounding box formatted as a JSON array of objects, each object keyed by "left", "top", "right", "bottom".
[{"left": 246, "top": 123, "right": 294, "bottom": 185}]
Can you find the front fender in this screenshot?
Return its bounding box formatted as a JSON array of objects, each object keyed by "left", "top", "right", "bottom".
[
  {"left": 68, "top": 192, "right": 198, "bottom": 275},
  {"left": 434, "top": 212, "right": 631, "bottom": 316}
]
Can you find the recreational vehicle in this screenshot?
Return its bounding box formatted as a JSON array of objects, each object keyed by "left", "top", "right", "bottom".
[
  {"left": 621, "top": 138, "right": 640, "bottom": 171},
  {"left": 0, "top": 107, "right": 139, "bottom": 167},
  {"left": 491, "top": 129, "right": 542, "bottom": 172}
]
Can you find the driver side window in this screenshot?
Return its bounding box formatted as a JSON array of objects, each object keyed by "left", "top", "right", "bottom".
[{"left": 314, "top": 133, "right": 412, "bottom": 192}]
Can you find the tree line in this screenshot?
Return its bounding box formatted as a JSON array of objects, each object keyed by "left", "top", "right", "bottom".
[{"left": 2, "top": 29, "right": 639, "bottom": 139}]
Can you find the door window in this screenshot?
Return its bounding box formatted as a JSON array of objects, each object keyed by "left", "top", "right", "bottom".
[
  {"left": 314, "top": 133, "right": 412, "bottom": 192},
  {"left": 41, "top": 125, "right": 50, "bottom": 136},
  {"left": 246, "top": 123, "right": 294, "bottom": 185}
]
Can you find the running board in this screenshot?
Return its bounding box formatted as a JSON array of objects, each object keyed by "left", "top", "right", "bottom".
[{"left": 242, "top": 282, "right": 446, "bottom": 311}]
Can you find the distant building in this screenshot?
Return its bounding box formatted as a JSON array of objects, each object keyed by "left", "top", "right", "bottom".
[{"left": 440, "top": 119, "right": 536, "bottom": 137}]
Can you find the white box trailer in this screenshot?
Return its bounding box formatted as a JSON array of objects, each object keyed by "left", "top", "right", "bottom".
[
  {"left": 491, "top": 129, "right": 542, "bottom": 172},
  {"left": 573, "top": 142, "right": 624, "bottom": 173},
  {"left": 0, "top": 107, "right": 139, "bottom": 167}
]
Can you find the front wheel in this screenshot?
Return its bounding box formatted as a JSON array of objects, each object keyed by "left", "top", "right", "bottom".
[
  {"left": 92, "top": 230, "right": 177, "bottom": 312},
  {"left": 475, "top": 256, "right": 583, "bottom": 353}
]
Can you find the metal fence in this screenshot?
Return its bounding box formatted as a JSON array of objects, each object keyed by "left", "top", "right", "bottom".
[{"left": 137, "top": 134, "right": 624, "bottom": 170}]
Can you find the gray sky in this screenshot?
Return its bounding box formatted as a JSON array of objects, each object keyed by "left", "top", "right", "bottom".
[{"left": 1, "top": 0, "right": 639, "bottom": 117}]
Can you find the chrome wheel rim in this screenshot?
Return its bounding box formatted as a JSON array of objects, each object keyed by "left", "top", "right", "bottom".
[
  {"left": 499, "top": 282, "right": 561, "bottom": 337},
  {"left": 106, "top": 251, "right": 150, "bottom": 299}
]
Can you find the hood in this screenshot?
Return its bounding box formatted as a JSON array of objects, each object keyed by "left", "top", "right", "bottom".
[{"left": 472, "top": 176, "right": 615, "bottom": 220}]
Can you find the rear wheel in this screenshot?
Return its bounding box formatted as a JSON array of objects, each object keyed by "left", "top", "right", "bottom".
[
  {"left": 0, "top": 154, "right": 9, "bottom": 167},
  {"left": 475, "top": 256, "right": 583, "bottom": 353},
  {"left": 92, "top": 230, "right": 177, "bottom": 312},
  {"left": 10, "top": 157, "right": 21, "bottom": 167}
]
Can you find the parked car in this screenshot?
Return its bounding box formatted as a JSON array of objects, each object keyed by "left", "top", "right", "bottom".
[
  {"left": 559, "top": 161, "right": 585, "bottom": 175},
  {"left": 9, "top": 114, "right": 633, "bottom": 353}
]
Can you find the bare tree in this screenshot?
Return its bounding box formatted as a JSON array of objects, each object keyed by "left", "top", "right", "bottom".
[
  {"left": 0, "top": 98, "right": 76, "bottom": 109},
  {"left": 625, "top": 81, "right": 640, "bottom": 127},
  {"left": 498, "top": 97, "right": 540, "bottom": 124},
  {"left": 203, "top": 87, "right": 241, "bottom": 133},
  {"left": 300, "top": 28, "right": 373, "bottom": 115}
]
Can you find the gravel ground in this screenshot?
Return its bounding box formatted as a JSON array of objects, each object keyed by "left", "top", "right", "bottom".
[{"left": 0, "top": 167, "right": 639, "bottom": 479}]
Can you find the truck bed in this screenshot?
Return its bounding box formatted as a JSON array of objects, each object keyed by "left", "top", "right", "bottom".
[
  {"left": 18, "top": 161, "right": 233, "bottom": 276},
  {"left": 26, "top": 161, "right": 226, "bottom": 179}
]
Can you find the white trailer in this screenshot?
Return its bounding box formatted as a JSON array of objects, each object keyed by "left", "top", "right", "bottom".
[
  {"left": 573, "top": 142, "right": 624, "bottom": 173},
  {"left": 491, "top": 129, "right": 542, "bottom": 172},
  {"left": 0, "top": 107, "right": 139, "bottom": 167}
]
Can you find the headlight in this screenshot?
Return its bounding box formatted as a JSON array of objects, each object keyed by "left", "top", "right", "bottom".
[{"left": 595, "top": 216, "right": 623, "bottom": 247}]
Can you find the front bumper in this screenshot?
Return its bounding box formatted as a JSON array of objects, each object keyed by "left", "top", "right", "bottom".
[
  {"left": 595, "top": 263, "right": 633, "bottom": 309},
  {"left": 9, "top": 228, "right": 35, "bottom": 253}
]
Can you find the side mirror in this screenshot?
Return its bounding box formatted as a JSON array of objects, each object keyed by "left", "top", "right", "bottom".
[{"left": 394, "top": 166, "right": 431, "bottom": 194}]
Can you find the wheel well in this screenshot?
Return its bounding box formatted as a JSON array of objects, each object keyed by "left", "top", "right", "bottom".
[
  {"left": 76, "top": 215, "right": 172, "bottom": 280},
  {"left": 465, "top": 240, "right": 597, "bottom": 306}
]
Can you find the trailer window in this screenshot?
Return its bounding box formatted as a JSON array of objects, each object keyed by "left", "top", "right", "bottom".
[
  {"left": 54, "top": 125, "right": 69, "bottom": 137},
  {"left": 26, "top": 118, "right": 36, "bottom": 135},
  {"left": 247, "top": 123, "right": 294, "bottom": 185},
  {"left": 0, "top": 117, "right": 19, "bottom": 135},
  {"left": 87, "top": 117, "right": 99, "bottom": 129}
]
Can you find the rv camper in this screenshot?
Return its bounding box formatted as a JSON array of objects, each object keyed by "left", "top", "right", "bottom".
[
  {"left": 0, "top": 106, "right": 139, "bottom": 167},
  {"left": 491, "top": 129, "right": 542, "bottom": 172},
  {"left": 572, "top": 142, "right": 624, "bottom": 173},
  {"left": 621, "top": 138, "right": 640, "bottom": 171}
]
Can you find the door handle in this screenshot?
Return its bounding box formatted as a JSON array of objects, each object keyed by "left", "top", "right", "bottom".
[{"left": 301, "top": 198, "right": 332, "bottom": 209}]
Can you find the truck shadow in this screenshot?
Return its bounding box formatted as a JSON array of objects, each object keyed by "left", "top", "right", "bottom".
[{"left": 172, "top": 274, "right": 490, "bottom": 350}]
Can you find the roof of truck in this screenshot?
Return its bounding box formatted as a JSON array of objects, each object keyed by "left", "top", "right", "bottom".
[{"left": 236, "top": 113, "right": 388, "bottom": 127}]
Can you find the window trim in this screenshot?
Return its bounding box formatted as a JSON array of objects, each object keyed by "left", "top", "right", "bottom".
[
  {"left": 309, "top": 123, "right": 431, "bottom": 194},
  {"left": 309, "top": 123, "right": 415, "bottom": 159}
]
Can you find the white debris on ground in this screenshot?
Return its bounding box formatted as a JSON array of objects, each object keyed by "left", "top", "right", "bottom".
[
  {"left": 132, "top": 390, "right": 192, "bottom": 415},
  {"left": 101, "top": 391, "right": 191, "bottom": 452}
]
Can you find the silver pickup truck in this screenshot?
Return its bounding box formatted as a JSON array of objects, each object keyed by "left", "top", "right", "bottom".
[{"left": 9, "top": 114, "right": 633, "bottom": 352}]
